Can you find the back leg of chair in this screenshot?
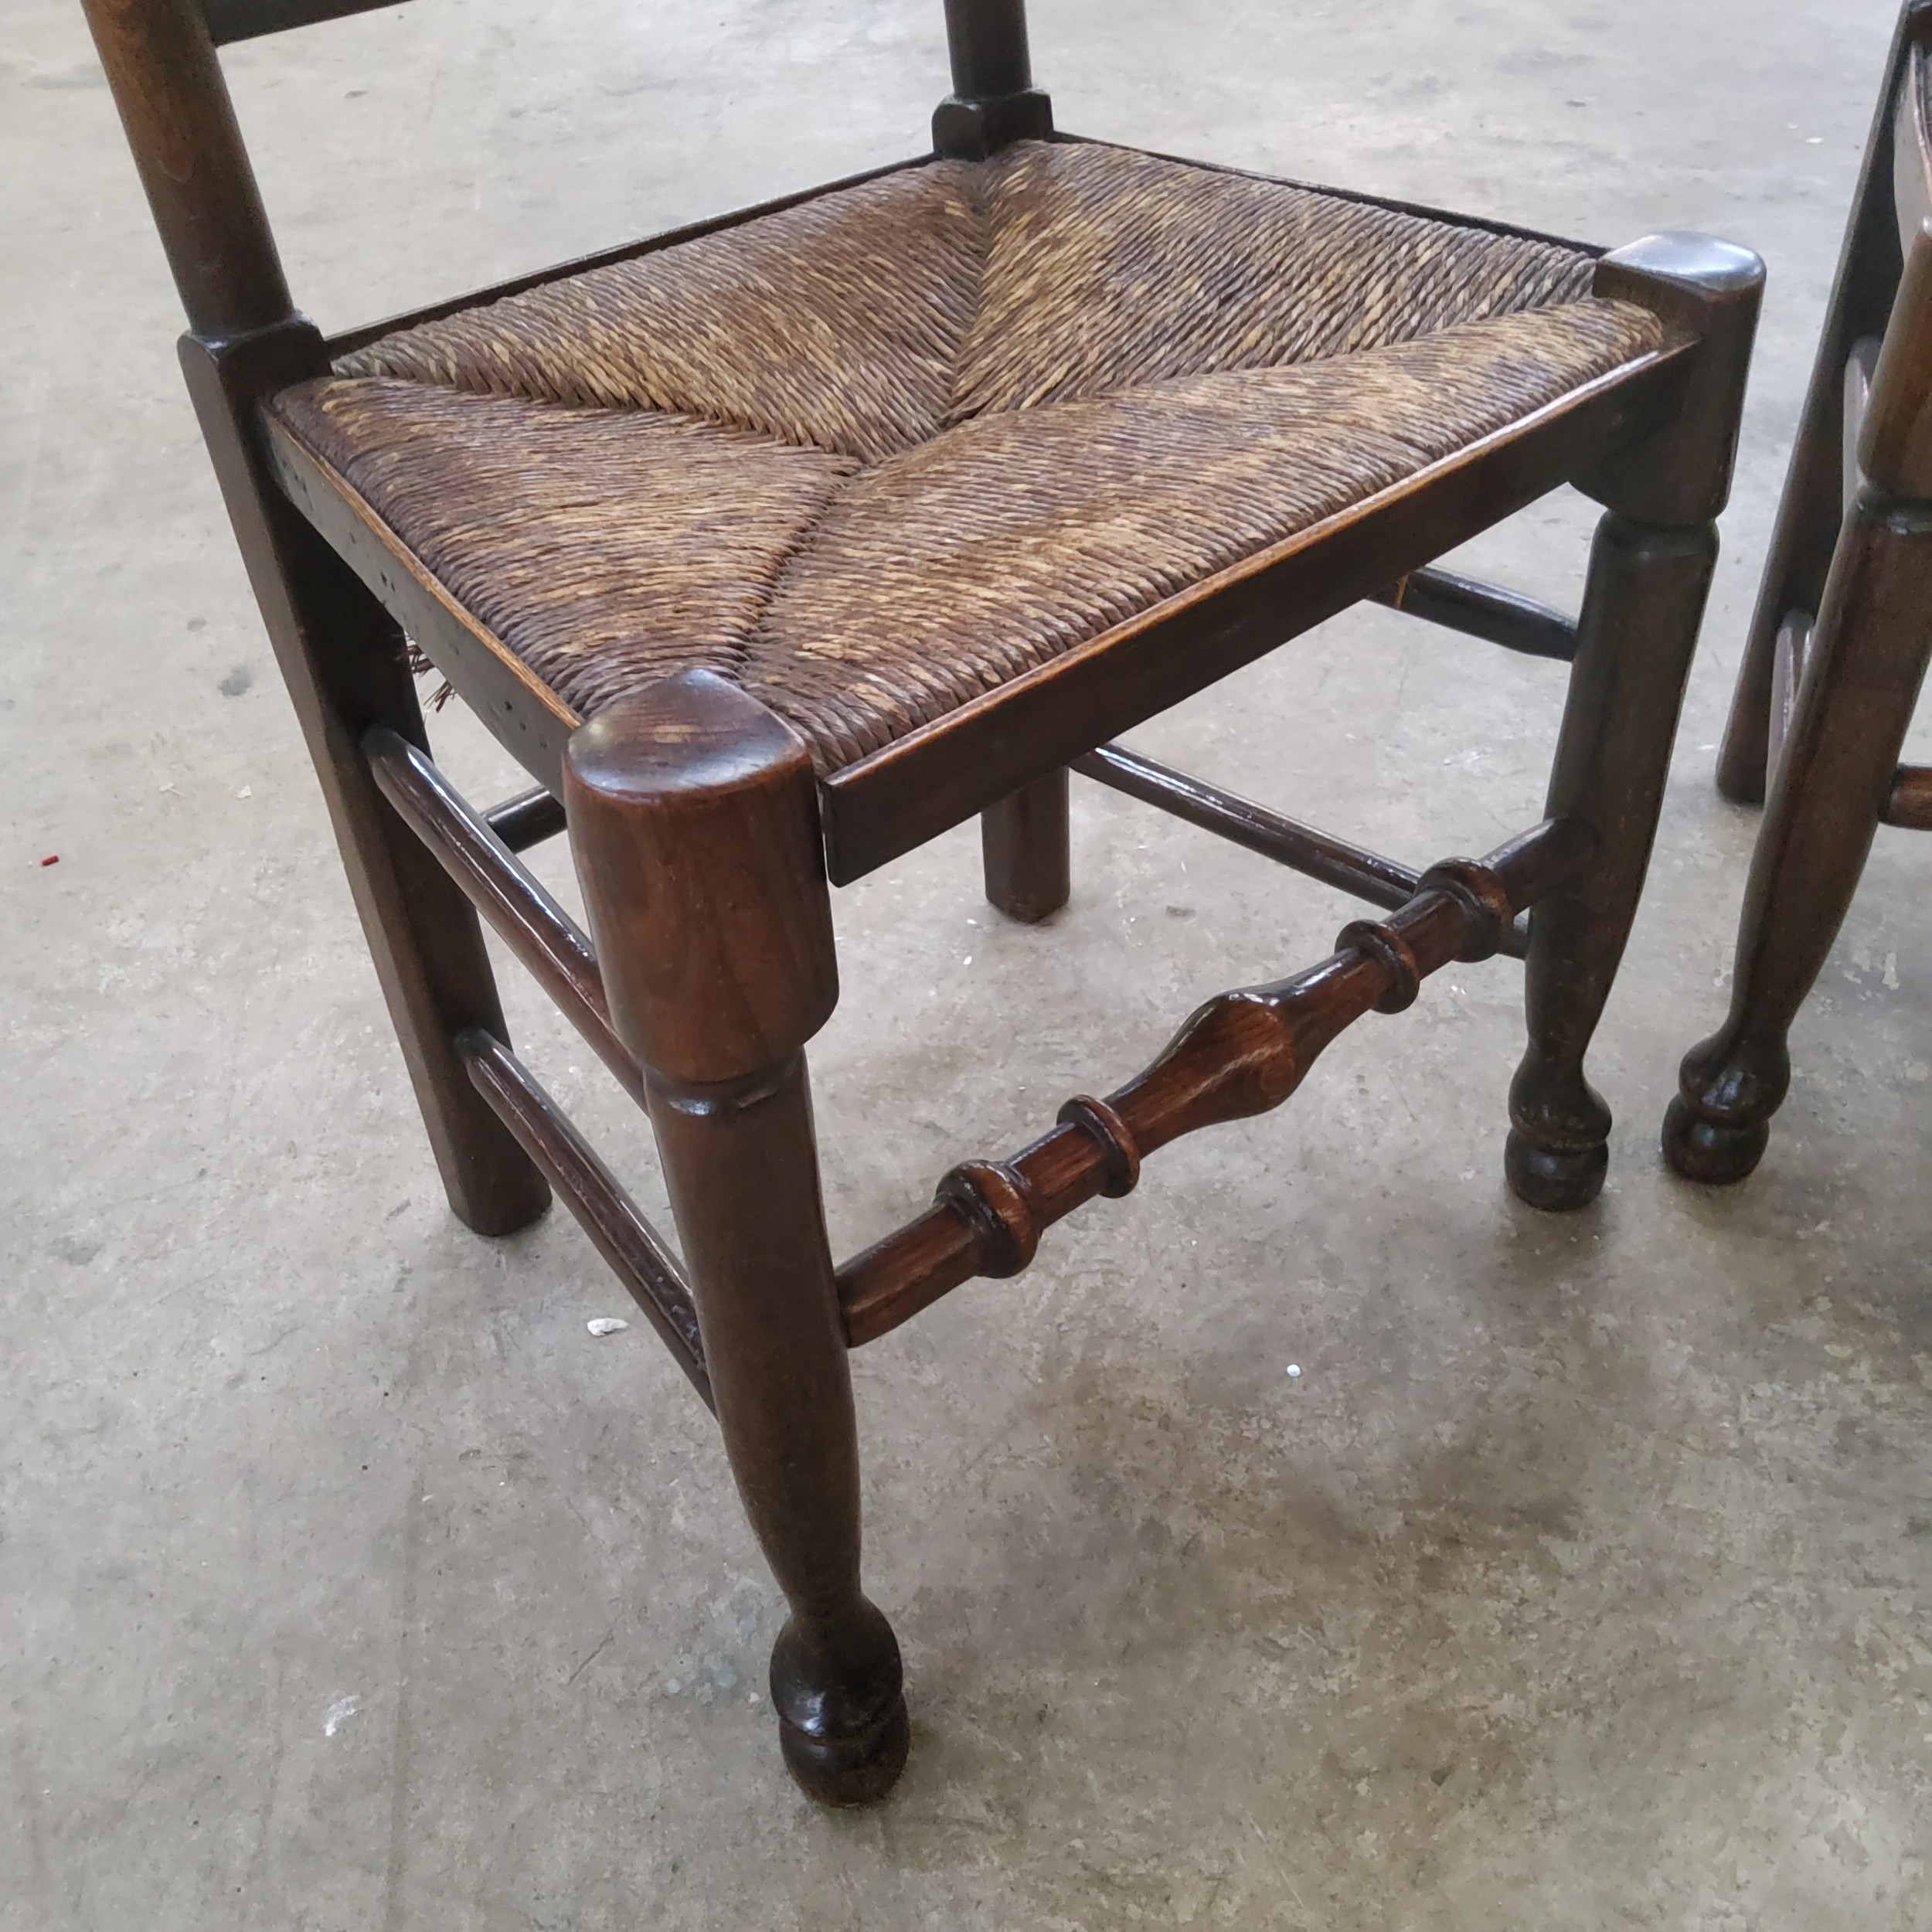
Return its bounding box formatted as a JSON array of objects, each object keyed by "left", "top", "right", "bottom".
[
  {"left": 1505, "top": 235, "right": 1764, "bottom": 1209},
  {"left": 80, "top": 0, "right": 550, "bottom": 1237},
  {"left": 180, "top": 331, "right": 552, "bottom": 1237},
  {"left": 981, "top": 768, "right": 1070, "bottom": 922}
]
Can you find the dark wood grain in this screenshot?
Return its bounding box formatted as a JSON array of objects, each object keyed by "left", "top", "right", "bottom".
[
  {"left": 80, "top": 0, "right": 291, "bottom": 336},
  {"left": 262, "top": 417, "right": 579, "bottom": 797},
  {"left": 181, "top": 322, "right": 551, "bottom": 1233},
  {"left": 1717, "top": 0, "right": 1932, "bottom": 801},
  {"left": 1858, "top": 216, "right": 1932, "bottom": 498},
  {"left": 841, "top": 818, "right": 1591, "bottom": 1344},
  {"left": 1374, "top": 565, "right": 1577, "bottom": 662},
  {"left": 1668, "top": 33, "right": 1932, "bottom": 1183},
  {"left": 199, "top": 0, "right": 400, "bottom": 43},
  {"left": 87, "top": 0, "right": 1770, "bottom": 1808},
  {"left": 259, "top": 333, "right": 1689, "bottom": 891},
  {"left": 1506, "top": 233, "right": 1761, "bottom": 1209},
  {"left": 940, "top": 0, "right": 1033, "bottom": 97},
  {"left": 934, "top": 0, "right": 1053, "bottom": 157},
  {"left": 1507, "top": 517, "right": 1718, "bottom": 1206},
  {"left": 1666, "top": 241, "right": 1932, "bottom": 1182},
  {"left": 981, "top": 769, "right": 1070, "bottom": 923},
  {"left": 1070, "top": 740, "right": 1538, "bottom": 957},
  {"left": 1074, "top": 741, "right": 1420, "bottom": 906},
  {"left": 484, "top": 784, "right": 569, "bottom": 854},
  {"left": 1884, "top": 760, "right": 1932, "bottom": 826},
  {"left": 1667, "top": 493, "right": 1932, "bottom": 1182},
  {"left": 362, "top": 726, "right": 643, "bottom": 1104},
  {"left": 1583, "top": 233, "right": 1765, "bottom": 526},
  {"left": 564, "top": 672, "right": 906, "bottom": 1804},
  {"left": 459, "top": 1028, "right": 710, "bottom": 1405}
]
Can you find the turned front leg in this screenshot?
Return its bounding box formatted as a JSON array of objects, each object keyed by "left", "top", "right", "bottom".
[
  {"left": 563, "top": 671, "right": 906, "bottom": 1805},
  {"left": 981, "top": 767, "right": 1070, "bottom": 923},
  {"left": 1507, "top": 233, "right": 1764, "bottom": 1209},
  {"left": 1507, "top": 512, "right": 1718, "bottom": 1206}
]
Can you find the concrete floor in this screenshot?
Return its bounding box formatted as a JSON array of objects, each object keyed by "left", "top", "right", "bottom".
[{"left": 5, "top": 1, "right": 1931, "bottom": 1925}]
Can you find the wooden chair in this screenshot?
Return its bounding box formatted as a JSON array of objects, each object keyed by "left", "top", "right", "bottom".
[
  {"left": 1665, "top": 0, "right": 1932, "bottom": 1185},
  {"left": 83, "top": 0, "right": 1761, "bottom": 1803}
]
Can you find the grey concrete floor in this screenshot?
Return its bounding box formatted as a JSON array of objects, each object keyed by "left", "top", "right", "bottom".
[{"left": 5, "top": 1, "right": 1931, "bottom": 1925}]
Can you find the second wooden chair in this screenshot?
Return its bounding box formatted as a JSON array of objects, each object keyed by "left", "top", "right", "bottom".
[{"left": 1666, "top": 0, "right": 1932, "bottom": 1183}]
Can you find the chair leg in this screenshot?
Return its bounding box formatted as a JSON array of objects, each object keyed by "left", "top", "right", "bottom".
[
  {"left": 564, "top": 671, "right": 907, "bottom": 1806},
  {"left": 313, "top": 566, "right": 556, "bottom": 1236},
  {"left": 179, "top": 330, "right": 549, "bottom": 1236},
  {"left": 1664, "top": 496, "right": 1932, "bottom": 1182},
  {"left": 1505, "top": 514, "right": 1719, "bottom": 1208},
  {"left": 1505, "top": 233, "right": 1763, "bottom": 1210},
  {"left": 981, "top": 767, "right": 1070, "bottom": 923}
]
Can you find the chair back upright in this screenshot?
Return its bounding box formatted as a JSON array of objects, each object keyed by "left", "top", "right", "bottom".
[
  {"left": 80, "top": 0, "right": 1044, "bottom": 341},
  {"left": 1859, "top": 39, "right": 1932, "bottom": 503}
]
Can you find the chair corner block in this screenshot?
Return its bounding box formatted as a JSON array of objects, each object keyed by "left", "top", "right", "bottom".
[
  {"left": 1585, "top": 233, "right": 1767, "bottom": 525},
  {"left": 562, "top": 673, "right": 837, "bottom": 1087},
  {"left": 931, "top": 87, "right": 1055, "bottom": 161}
]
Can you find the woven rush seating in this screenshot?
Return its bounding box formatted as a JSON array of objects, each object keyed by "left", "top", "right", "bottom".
[{"left": 269, "top": 141, "right": 1665, "bottom": 772}]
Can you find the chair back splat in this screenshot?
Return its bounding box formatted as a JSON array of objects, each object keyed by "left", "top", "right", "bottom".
[{"left": 79, "top": 0, "right": 1765, "bottom": 1807}]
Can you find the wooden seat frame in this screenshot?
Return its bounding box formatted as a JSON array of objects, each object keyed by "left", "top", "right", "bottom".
[
  {"left": 85, "top": 0, "right": 1761, "bottom": 1804},
  {"left": 1666, "top": 0, "right": 1932, "bottom": 1183}
]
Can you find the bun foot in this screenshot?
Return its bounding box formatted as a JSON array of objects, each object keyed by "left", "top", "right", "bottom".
[
  {"left": 1662, "top": 1030, "right": 1787, "bottom": 1185},
  {"left": 770, "top": 1603, "right": 908, "bottom": 1806},
  {"left": 1505, "top": 1129, "right": 1608, "bottom": 1211},
  {"left": 778, "top": 1691, "right": 910, "bottom": 1806},
  {"left": 1661, "top": 1094, "right": 1769, "bottom": 1185}
]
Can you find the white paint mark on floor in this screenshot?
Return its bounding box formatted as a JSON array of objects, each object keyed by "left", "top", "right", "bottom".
[{"left": 322, "top": 1695, "right": 359, "bottom": 1738}]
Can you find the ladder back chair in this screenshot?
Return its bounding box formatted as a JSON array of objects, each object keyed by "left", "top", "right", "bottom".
[
  {"left": 84, "top": 0, "right": 1762, "bottom": 1803},
  {"left": 1666, "top": 0, "right": 1932, "bottom": 1183}
]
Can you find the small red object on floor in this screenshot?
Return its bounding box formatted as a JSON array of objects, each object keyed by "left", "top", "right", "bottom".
[{"left": 39, "top": 855, "right": 58, "bottom": 867}]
